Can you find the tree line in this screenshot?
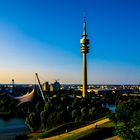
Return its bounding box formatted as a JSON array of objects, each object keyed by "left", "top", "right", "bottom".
[{"left": 25, "top": 95, "right": 109, "bottom": 131}]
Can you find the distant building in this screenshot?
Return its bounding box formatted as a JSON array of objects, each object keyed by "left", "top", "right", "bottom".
[
  {"left": 50, "top": 80, "right": 61, "bottom": 91},
  {"left": 42, "top": 81, "right": 49, "bottom": 91},
  {"left": 61, "top": 85, "right": 69, "bottom": 90},
  {"left": 89, "top": 89, "right": 133, "bottom": 95}
]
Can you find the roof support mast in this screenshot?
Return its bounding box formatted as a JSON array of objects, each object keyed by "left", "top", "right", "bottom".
[{"left": 35, "top": 73, "right": 46, "bottom": 103}]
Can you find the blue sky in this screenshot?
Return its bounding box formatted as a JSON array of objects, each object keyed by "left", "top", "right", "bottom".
[{"left": 0, "top": 0, "right": 140, "bottom": 84}]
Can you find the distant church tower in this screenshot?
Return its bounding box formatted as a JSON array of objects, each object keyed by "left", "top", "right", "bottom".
[{"left": 80, "top": 17, "right": 90, "bottom": 98}]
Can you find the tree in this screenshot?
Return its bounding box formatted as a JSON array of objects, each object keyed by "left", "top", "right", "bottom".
[
  {"left": 44, "top": 102, "right": 51, "bottom": 112},
  {"left": 72, "top": 98, "right": 80, "bottom": 109},
  {"left": 35, "top": 101, "right": 43, "bottom": 112},
  {"left": 40, "top": 110, "right": 48, "bottom": 129},
  {"left": 115, "top": 122, "right": 133, "bottom": 140},
  {"left": 57, "top": 104, "right": 64, "bottom": 111},
  {"left": 25, "top": 112, "right": 41, "bottom": 132},
  {"left": 132, "top": 125, "right": 140, "bottom": 139},
  {"left": 47, "top": 112, "right": 57, "bottom": 128},
  {"left": 112, "top": 99, "right": 140, "bottom": 140},
  {"left": 81, "top": 107, "right": 87, "bottom": 117},
  {"left": 72, "top": 109, "right": 78, "bottom": 119},
  {"left": 88, "top": 107, "right": 96, "bottom": 120}
]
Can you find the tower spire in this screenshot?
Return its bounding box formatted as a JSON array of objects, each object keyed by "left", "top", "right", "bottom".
[{"left": 83, "top": 16, "right": 87, "bottom": 37}]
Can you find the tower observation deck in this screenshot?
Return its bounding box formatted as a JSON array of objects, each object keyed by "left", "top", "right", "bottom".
[{"left": 80, "top": 17, "right": 90, "bottom": 98}]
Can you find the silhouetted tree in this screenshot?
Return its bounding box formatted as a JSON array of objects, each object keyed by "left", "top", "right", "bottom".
[
  {"left": 111, "top": 99, "right": 140, "bottom": 140},
  {"left": 25, "top": 112, "right": 41, "bottom": 132}
]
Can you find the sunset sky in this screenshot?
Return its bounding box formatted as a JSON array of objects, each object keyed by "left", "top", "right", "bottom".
[{"left": 0, "top": 0, "right": 140, "bottom": 84}]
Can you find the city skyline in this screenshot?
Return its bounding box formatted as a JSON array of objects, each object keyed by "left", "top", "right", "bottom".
[{"left": 0, "top": 0, "right": 140, "bottom": 84}]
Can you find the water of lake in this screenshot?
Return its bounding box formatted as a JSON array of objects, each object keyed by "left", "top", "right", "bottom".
[
  {"left": 0, "top": 118, "right": 29, "bottom": 140},
  {"left": 102, "top": 103, "right": 116, "bottom": 113}
]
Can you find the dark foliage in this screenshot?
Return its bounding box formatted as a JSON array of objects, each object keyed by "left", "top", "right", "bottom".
[{"left": 109, "top": 98, "right": 140, "bottom": 140}]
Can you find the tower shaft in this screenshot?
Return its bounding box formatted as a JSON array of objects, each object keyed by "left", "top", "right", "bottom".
[
  {"left": 80, "top": 16, "right": 90, "bottom": 98},
  {"left": 82, "top": 53, "right": 87, "bottom": 97}
]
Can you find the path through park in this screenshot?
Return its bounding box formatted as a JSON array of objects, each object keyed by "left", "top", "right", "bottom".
[{"left": 39, "top": 118, "right": 110, "bottom": 140}]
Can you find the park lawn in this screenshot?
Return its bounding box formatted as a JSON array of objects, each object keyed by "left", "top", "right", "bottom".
[
  {"left": 28, "top": 121, "right": 90, "bottom": 140},
  {"left": 28, "top": 117, "right": 107, "bottom": 140},
  {"left": 60, "top": 121, "right": 116, "bottom": 140}
]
